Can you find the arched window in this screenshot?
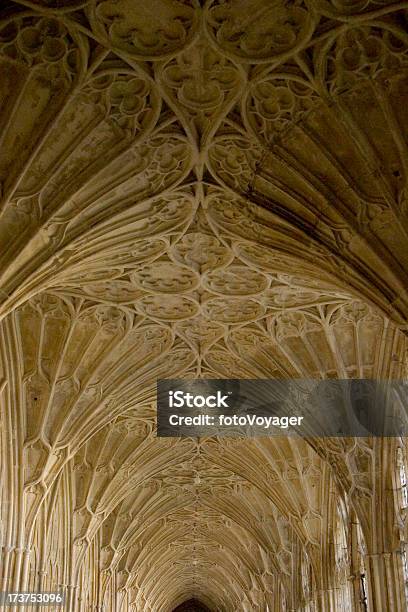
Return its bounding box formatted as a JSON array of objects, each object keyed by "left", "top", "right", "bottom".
[
  {"left": 397, "top": 446, "right": 408, "bottom": 509},
  {"left": 355, "top": 522, "right": 368, "bottom": 611},
  {"left": 334, "top": 499, "right": 352, "bottom": 610},
  {"left": 396, "top": 445, "right": 408, "bottom": 602}
]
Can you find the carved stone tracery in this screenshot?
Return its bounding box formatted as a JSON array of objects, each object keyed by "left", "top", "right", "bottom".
[{"left": 0, "top": 1, "right": 408, "bottom": 611}]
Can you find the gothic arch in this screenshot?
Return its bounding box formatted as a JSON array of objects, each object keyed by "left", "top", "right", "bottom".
[{"left": 1, "top": 1, "right": 408, "bottom": 610}]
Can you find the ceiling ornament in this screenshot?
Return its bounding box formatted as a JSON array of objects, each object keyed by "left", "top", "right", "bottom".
[{"left": 1, "top": 1, "right": 408, "bottom": 610}]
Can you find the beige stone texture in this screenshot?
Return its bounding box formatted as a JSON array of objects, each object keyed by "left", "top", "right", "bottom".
[{"left": 0, "top": 1, "right": 408, "bottom": 610}]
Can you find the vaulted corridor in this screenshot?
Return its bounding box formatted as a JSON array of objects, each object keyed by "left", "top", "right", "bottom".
[{"left": 1, "top": 1, "right": 408, "bottom": 610}]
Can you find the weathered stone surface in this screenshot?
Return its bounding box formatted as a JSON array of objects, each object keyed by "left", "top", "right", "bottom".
[{"left": 0, "top": 1, "right": 408, "bottom": 610}]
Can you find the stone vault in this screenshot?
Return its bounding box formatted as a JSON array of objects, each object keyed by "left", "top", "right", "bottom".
[{"left": 0, "top": 1, "right": 408, "bottom": 610}]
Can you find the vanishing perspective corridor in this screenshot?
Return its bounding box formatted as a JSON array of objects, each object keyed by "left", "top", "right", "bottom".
[{"left": 1, "top": 0, "right": 408, "bottom": 610}]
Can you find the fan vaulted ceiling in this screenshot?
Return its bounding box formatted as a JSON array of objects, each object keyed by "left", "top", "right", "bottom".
[{"left": 0, "top": 1, "right": 408, "bottom": 610}]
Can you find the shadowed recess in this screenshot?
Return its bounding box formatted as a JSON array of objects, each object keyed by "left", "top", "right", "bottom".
[
  {"left": 1, "top": 1, "right": 408, "bottom": 611},
  {"left": 173, "top": 600, "right": 212, "bottom": 612}
]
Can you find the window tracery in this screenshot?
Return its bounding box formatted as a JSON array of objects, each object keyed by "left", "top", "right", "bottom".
[{"left": 0, "top": 0, "right": 408, "bottom": 609}]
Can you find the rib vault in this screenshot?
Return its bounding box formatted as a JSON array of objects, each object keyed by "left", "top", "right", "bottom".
[{"left": 1, "top": 1, "right": 408, "bottom": 610}]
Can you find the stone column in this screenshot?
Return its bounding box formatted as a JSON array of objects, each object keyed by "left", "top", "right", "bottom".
[
  {"left": 312, "top": 587, "right": 338, "bottom": 611},
  {"left": 365, "top": 551, "right": 407, "bottom": 612}
]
